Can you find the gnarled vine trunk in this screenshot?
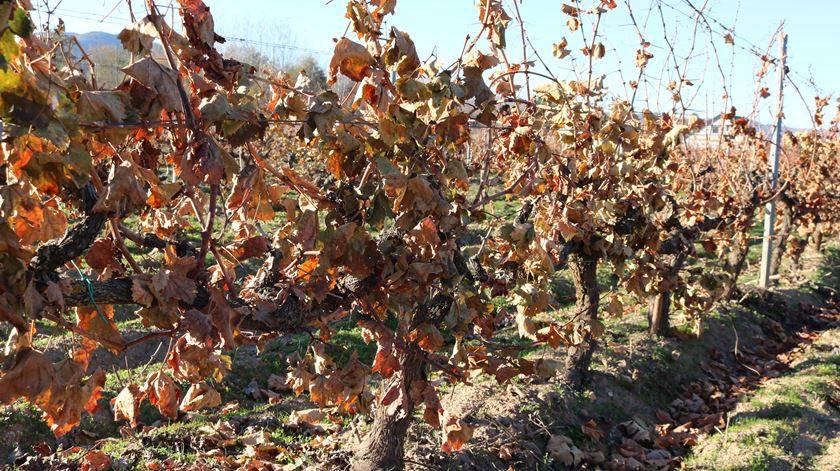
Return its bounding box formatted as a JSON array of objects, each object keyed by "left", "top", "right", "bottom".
[
  {"left": 648, "top": 252, "right": 688, "bottom": 337},
  {"left": 770, "top": 196, "right": 794, "bottom": 276},
  {"left": 648, "top": 291, "right": 671, "bottom": 336},
  {"left": 810, "top": 223, "right": 825, "bottom": 254},
  {"left": 790, "top": 236, "right": 807, "bottom": 271},
  {"left": 563, "top": 251, "right": 600, "bottom": 390},
  {"left": 351, "top": 347, "right": 425, "bottom": 471},
  {"left": 723, "top": 235, "right": 750, "bottom": 300}
]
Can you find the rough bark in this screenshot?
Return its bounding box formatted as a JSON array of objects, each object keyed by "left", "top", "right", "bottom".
[
  {"left": 64, "top": 279, "right": 136, "bottom": 307},
  {"left": 30, "top": 184, "right": 105, "bottom": 281},
  {"left": 61, "top": 276, "right": 354, "bottom": 336},
  {"left": 61, "top": 245, "right": 476, "bottom": 338},
  {"left": 770, "top": 196, "right": 794, "bottom": 276},
  {"left": 810, "top": 224, "right": 824, "bottom": 254},
  {"left": 119, "top": 226, "right": 198, "bottom": 258},
  {"left": 790, "top": 236, "right": 807, "bottom": 271},
  {"left": 649, "top": 252, "right": 688, "bottom": 337},
  {"left": 723, "top": 235, "right": 750, "bottom": 300},
  {"left": 648, "top": 291, "right": 671, "bottom": 337},
  {"left": 563, "top": 251, "right": 600, "bottom": 390},
  {"left": 351, "top": 347, "right": 425, "bottom": 471}
]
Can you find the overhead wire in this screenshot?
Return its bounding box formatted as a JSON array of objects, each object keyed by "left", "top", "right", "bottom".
[
  {"left": 658, "top": 0, "right": 820, "bottom": 94},
  {"left": 35, "top": 0, "right": 828, "bottom": 124}
]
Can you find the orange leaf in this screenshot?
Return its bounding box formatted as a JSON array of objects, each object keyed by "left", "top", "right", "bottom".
[
  {"left": 179, "top": 382, "right": 222, "bottom": 412},
  {"left": 76, "top": 305, "right": 125, "bottom": 354},
  {"left": 410, "top": 323, "right": 444, "bottom": 352},
  {"left": 80, "top": 450, "right": 110, "bottom": 471},
  {"left": 143, "top": 372, "right": 181, "bottom": 420},
  {"left": 441, "top": 411, "right": 474, "bottom": 453},
  {"left": 328, "top": 38, "right": 374, "bottom": 84},
  {"left": 582, "top": 419, "right": 603, "bottom": 441}
]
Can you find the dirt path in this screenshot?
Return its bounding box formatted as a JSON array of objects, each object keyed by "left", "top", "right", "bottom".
[
  {"left": 403, "top": 287, "right": 840, "bottom": 470},
  {"left": 685, "top": 327, "right": 840, "bottom": 470}
]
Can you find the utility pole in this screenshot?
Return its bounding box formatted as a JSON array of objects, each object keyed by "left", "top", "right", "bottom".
[{"left": 758, "top": 31, "right": 788, "bottom": 289}]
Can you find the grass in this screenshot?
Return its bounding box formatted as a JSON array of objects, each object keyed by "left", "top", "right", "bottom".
[
  {"left": 0, "top": 401, "right": 53, "bottom": 457},
  {"left": 324, "top": 322, "right": 376, "bottom": 366},
  {"left": 815, "top": 246, "right": 840, "bottom": 286},
  {"left": 518, "top": 401, "right": 540, "bottom": 415},
  {"left": 584, "top": 396, "right": 632, "bottom": 423},
  {"left": 684, "top": 328, "right": 840, "bottom": 470}
]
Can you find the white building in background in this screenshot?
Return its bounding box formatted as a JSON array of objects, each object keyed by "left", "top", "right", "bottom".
[{"left": 686, "top": 112, "right": 750, "bottom": 148}]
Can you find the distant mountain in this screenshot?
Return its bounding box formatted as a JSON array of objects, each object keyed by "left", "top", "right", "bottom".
[{"left": 69, "top": 31, "right": 122, "bottom": 50}]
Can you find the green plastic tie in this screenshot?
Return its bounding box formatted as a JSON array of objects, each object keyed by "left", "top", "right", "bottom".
[{"left": 70, "top": 260, "right": 110, "bottom": 325}]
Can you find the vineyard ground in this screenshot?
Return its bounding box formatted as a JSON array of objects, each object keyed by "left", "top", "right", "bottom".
[
  {"left": 684, "top": 326, "right": 840, "bottom": 470},
  {"left": 1, "top": 246, "right": 839, "bottom": 470}
]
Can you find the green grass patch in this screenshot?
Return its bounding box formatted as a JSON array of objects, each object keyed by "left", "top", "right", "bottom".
[{"left": 684, "top": 328, "right": 840, "bottom": 470}]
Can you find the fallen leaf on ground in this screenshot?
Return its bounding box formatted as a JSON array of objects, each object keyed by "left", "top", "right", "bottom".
[
  {"left": 582, "top": 419, "right": 604, "bottom": 441},
  {"left": 179, "top": 382, "right": 221, "bottom": 412},
  {"left": 289, "top": 408, "right": 324, "bottom": 427}
]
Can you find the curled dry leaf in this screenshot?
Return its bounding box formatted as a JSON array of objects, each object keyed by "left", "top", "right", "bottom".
[
  {"left": 180, "top": 309, "right": 214, "bottom": 344},
  {"left": 410, "top": 323, "right": 445, "bottom": 352},
  {"left": 534, "top": 358, "right": 562, "bottom": 380},
  {"left": 76, "top": 91, "right": 131, "bottom": 122},
  {"left": 144, "top": 371, "right": 181, "bottom": 420},
  {"left": 93, "top": 163, "right": 146, "bottom": 214},
  {"left": 76, "top": 304, "right": 125, "bottom": 354},
  {"left": 206, "top": 287, "right": 237, "bottom": 350},
  {"left": 384, "top": 27, "right": 420, "bottom": 75},
  {"left": 360, "top": 320, "right": 400, "bottom": 378},
  {"left": 122, "top": 58, "right": 182, "bottom": 112},
  {"left": 221, "top": 401, "right": 241, "bottom": 414},
  {"left": 589, "top": 42, "right": 606, "bottom": 59},
  {"left": 117, "top": 17, "right": 158, "bottom": 54},
  {"left": 724, "top": 32, "right": 734, "bottom": 45},
  {"left": 515, "top": 311, "right": 538, "bottom": 340},
  {"left": 0, "top": 348, "right": 53, "bottom": 403},
  {"left": 179, "top": 382, "right": 222, "bottom": 412},
  {"left": 267, "top": 374, "right": 290, "bottom": 392},
  {"left": 635, "top": 48, "right": 654, "bottom": 69},
  {"left": 167, "top": 335, "right": 230, "bottom": 383},
  {"left": 85, "top": 237, "right": 123, "bottom": 275},
  {"left": 546, "top": 434, "right": 584, "bottom": 466},
  {"left": 582, "top": 419, "right": 604, "bottom": 441},
  {"left": 441, "top": 411, "right": 474, "bottom": 453},
  {"left": 0, "top": 349, "right": 106, "bottom": 436},
  {"left": 498, "top": 443, "right": 514, "bottom": 461},
  {"left": 553, "top": 37, "right": 571, "bottom": 59},
  {"left": 80, "top": 450, "right": 111, "bottom": 471},
  {"left": 112, "top": 383, "right": 144, "bottom": 428},
  {"left": 289, "top": 408, "right": 325, "bottom": 427},
  {"left": 178, "top": 0, "right": 217, "bottom": 47}
]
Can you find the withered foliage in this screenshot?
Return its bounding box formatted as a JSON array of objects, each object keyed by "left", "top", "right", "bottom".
[{"left": 0, "top": 0, "right": 838, "bottom": 459}]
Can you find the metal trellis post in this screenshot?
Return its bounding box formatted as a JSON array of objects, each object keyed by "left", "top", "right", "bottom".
[{"left": 758, "top": 31, "right": 788, "bottom": 289}]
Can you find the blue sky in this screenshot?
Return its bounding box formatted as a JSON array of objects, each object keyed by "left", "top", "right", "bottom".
[{"left": 31, "top": 0, "right": 839, "bottom": 128}]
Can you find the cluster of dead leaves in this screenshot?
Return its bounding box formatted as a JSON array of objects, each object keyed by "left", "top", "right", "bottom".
[
  {"left": 0, "top": 348, "right": 105, "bottom": 437},
  {"left": 3, "top": 0, "right": 840, "bottom": 465},
  {"left": 111, "top": 371, "right": 185, "bottom": 428},
  {"left": 131, "top": 246, "right": 198, "bottom": 330},
  {"left": 285, "top": 345, "right": 371, "bottom": 415}
]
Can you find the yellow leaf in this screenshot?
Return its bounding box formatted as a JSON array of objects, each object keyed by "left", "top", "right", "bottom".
[{"left": 179, "top": 382, "right": 221, "bottom": 412}]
